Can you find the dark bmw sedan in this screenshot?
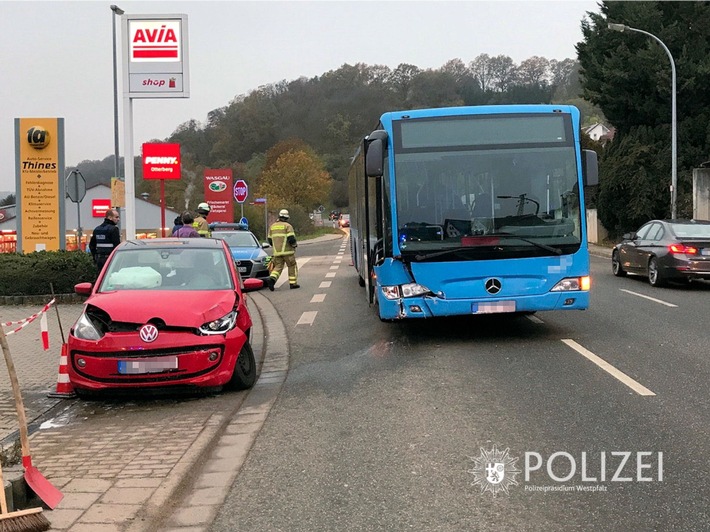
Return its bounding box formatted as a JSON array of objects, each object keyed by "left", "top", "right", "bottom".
[{"left": 612, "top": 219, "right": 710, "bottom": 286}]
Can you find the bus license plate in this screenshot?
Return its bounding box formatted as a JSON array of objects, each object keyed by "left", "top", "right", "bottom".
[
  {"left": 472, "top": 301, "right": 516, "bottom": 314},
  {"left": 118, "top": 356, "right": 178, "bottom": 375}
]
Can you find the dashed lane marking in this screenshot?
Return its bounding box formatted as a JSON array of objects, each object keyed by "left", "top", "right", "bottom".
[
  {"left": 561, "top": 339, "right": 656, "bottom": 396},
  {"left": 297, "top": 311, "right": 318, "bottom": 326},
  {"left": 319, "top": 281, "right": 332, "bottom": 288},
  {"left": 619, "top": 289, "right": 678, "bottom": 308},
  {"left": 329, "top": 265, "right": 339, "bottom": 270},
  {"left": 325, "top": 272, "right": 336, "bottom": 278},
  {"left": 310, "top": 294, "right": 326, "bottom": 303}
]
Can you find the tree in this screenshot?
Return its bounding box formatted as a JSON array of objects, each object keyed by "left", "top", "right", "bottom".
[
  {"left": 0, "top": 193, "right": 15, "bottom": 207},
  {"left": 257, "top": 149, "right": 332, "bottom": 211},
  {"left": 578, "top": 1, "right": 710, "bottom": 230}
]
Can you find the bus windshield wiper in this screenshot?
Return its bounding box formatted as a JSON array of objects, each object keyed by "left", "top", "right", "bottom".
[
  {"left": 413, "top": 247, "right": 481, "bottom": 261},
  {"left": 488, "top": 232, "right": 563, "bottom": 255},
  {"left": 412, "top": 234, "right": 562, "bottom": 261}
]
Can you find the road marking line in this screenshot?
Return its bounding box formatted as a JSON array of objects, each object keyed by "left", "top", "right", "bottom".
[
  {"left": 561, "top": 339, "right": 656, "bottom": 396},
  {"left": 325, "top": 272, "right": 336, "bottom": 278},
  {"left": 526, "top": 314, "right": 544, "bottom": 324},
  {"left": 330, "top": 265, "right": 339, "bottom": 270},
  {"left": 619, "top": 289, "right": 677, "bottom": 307},
  {"left": 275, "top": 257, "right": 311, "bottom": 288},
  {"left": 297, "top": 311, "right": 318, "bottom": 325},
  {"left": 310, "top": 294, "right": 326, "bottom": 303},
  {"left": 319, "top": 281, "right": 332, "bottom": 288}
]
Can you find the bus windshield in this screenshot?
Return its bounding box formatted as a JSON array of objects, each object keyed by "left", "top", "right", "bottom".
[{"left": 393, "top": 116, "right": 581, "bottom": 259}]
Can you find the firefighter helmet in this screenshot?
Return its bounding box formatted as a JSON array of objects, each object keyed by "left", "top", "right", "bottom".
[
  {"left": 279, "top": 209, "right": 290, "bottom": 219},
  {"left": 197, "top": 202, "right": 211, "bottom": 214}
]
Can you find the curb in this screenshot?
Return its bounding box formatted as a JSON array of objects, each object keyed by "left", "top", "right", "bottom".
[{"left": 126, "top": 289, "right": 289, "bottom": 531}]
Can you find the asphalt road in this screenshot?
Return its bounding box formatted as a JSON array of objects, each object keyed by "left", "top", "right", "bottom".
[{"left": 211, "top": 236, "right": 710, "bottom": 531}]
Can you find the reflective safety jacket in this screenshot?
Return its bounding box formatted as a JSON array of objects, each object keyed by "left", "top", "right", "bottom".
[
  {"left": 268, "top": 221, "right": 297, "bottom": 256},
  {"left": 193, "top": 215, "right": 210, "bottom": 237}
]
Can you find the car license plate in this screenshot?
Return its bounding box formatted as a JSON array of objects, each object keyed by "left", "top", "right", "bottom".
[
  {"left": 118, "top": 356, "right": 178, "bottom": 375},
  {"left": 238, "top": 267, "right": 247, "bottom": 273},
  {"left": 702, "top": 249, "right": 710, "bottom": 256},
  {"left": 472, "top": 301, "right": 516, "bottom": 314}
]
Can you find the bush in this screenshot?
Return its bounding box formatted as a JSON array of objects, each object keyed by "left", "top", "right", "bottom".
[{"left": 0, "top": 251, "right": 97, "bottom": 296}]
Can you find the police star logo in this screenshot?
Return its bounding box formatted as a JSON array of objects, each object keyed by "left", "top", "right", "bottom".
[{"left": 468, "top": 446, "right": 520, "bottom": 496}]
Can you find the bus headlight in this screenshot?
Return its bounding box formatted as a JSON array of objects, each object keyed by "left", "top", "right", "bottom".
[
  {"left": 551, "top": 276, "right": 590, "bottom": 292},
  {"left": 381, "top": 283, "right": 432, "bottom": 300}
]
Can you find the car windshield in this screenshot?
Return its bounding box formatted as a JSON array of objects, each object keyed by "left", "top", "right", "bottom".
[
  {"left": 213, "top": 232, "right": 259, "bottom": 248},
  {"left": 98, "top": 247, "right": 234, "bottom": 291},
  {"left": 671, "top": 223, "right": 710, "bottom": 238}
]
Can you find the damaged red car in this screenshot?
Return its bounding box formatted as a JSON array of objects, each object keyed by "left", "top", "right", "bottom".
[{"left": 67, "top": 238, "right": 263, "bottom": 397}]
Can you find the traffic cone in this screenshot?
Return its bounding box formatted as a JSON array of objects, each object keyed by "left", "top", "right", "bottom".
[{"left": 47, "top": 343, "right": 76, "bottom": 398}]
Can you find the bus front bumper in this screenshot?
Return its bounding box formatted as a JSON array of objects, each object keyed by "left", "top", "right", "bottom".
[{"left": 376, "top": 290, "right": 590, "bottom": 320}]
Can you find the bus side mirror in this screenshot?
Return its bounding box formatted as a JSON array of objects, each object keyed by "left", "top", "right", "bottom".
[
  {"left": 583, "top": 149, "right": 599, "bottom": 187},
  {"left": 366, "top": 138, "right": 384, "bottom": 177}
]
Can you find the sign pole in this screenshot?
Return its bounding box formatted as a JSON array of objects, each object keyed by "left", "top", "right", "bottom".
[
  {"left": 160, "top": 179, "right": 166, "bottom": 237},
  {"left": 264, "top": 197, "right": 268, "bottom": 239},
  {"left": 74, "top": 172, "right": 82, "bottom": 248}
]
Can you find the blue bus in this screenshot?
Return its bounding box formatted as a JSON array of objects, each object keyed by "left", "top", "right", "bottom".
[{"left": 348, "top": 105, "right": 598, "bottom": 321}]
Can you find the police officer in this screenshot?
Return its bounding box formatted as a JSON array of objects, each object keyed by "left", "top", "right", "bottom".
[
  {"left": 265, "top": 209, "right": 299, "bottom": 290},
  {"left": 193, "top": 202, "right": 211, "bottom": 237},
  {"left": 89, "top": 208, "right": 121, "bottom": 273}
]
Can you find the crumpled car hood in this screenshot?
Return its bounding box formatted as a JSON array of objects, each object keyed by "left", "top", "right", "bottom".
[{"left": 86, "top": 290, "right": 237, "bottom": 327}]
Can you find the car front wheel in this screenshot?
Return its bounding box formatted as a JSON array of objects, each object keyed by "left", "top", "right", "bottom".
[
  {"left": 228, "top": 341, "right": 257, "bottom": 390},
  {"left": 612, "top": 250, "right": 626, "bottom": 277},
  {"left": 648, "top": 257, "right": 666, "bottom": 287}
]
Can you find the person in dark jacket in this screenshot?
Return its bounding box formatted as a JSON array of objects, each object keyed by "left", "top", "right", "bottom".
[
  {"left": 89, "top": 208, "right": 121, "bottom": 272},
  {"left": 172, "top": 215, "right": 184, "bottom": 235}
]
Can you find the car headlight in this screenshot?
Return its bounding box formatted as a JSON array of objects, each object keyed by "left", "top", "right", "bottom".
[
  {"left": 381, "top": 283, "right": 432, "bottom": 300},
  {"left": 73, "top": 312, "right": 103, "bottom": 341},
  {"left": 199, "top": 311, "right": 238, "bottom": 335},
  {"left": 551, "top": 276, "right": 590, "bottom": 292}
]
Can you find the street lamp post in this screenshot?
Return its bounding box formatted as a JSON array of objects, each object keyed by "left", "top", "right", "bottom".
[
  {"left": 111, "top": 5, "right": 124, "bottom": 181},
  {"left": 608, "top": 23, "right": 677, "bottom": 219}
]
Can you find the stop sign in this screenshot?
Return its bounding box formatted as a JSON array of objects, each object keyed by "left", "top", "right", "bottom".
[{"left": 234, "top": 179, "right": 248, "bottom": 203}]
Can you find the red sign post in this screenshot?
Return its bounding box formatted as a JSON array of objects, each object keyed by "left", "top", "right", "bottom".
[{"left": 142, "top": 143, "right": 181, "bottom": 237}]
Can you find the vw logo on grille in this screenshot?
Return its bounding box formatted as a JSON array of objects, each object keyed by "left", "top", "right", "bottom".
[
  {"left": 485, "top": 278, "right": 502, "bottom": 295},
  {"left": 139, "top": 324, "right": 159, "bottom": 343}
]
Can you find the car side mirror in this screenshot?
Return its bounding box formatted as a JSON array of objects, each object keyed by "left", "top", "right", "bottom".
[
  {"left": 74, "top": 282, "right": 93, "bottom": 297},
  {"left": 261, "top": 243, "right": 270, "bottom": 249},
  {"left": 622, "top": 232, "right": 635, "bottom": 240},
  {"left": 242, "top": 278, "right": 264, "bottom": 292}
]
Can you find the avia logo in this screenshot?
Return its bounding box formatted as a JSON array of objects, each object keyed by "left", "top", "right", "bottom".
[
  {"left": 139, "top": 324, "right": 159, "bottom": 343},
  {"left": 469, "top": 446, "right": 521, "bottom": 496},
  {"left": 209, "top": 181, "right": 227, "bottom": 192},
  {"left": 145, "top": 157, "right": 178, "bottom": 164},
  {"left": 131, "top": 21, "right": 180, "bottom": 60},
  {"left": 133, "top": 25, "right": 178, "bottom": 44}
]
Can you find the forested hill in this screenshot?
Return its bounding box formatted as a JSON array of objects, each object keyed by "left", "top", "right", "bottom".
[{"left": 73, "top": 55, "right": 598, "bottom": 210}]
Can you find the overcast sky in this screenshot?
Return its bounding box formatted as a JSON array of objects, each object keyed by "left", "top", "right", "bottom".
[{"left": 1, "top": 0, "right": 600, "bottom": 193}]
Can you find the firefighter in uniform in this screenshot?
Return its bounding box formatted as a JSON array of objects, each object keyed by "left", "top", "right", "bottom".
[
  {"left": 89, "top": 208, "right": 121, "bottom": 273},
  {"left": 265, "top": 209, "right": 299, "bottom": 290},
  {"left": 193, "top": 202, "right": 211, "bottom": 237}
]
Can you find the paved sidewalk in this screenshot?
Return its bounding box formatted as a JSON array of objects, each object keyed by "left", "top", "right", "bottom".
[{"left": 0, "top": 291, "right": 284, "bottom": 531}]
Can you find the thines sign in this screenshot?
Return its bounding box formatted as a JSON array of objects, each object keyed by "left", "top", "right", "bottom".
[{"left": 122, "top": 14, "right": 189, "bottom": 98}]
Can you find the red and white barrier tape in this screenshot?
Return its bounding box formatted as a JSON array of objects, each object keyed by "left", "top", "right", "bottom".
[{"left": 1, "top": 299, "right": 56, "bottom": 343}]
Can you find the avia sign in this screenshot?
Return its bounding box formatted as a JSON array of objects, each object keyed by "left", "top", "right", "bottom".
[
  {"left": 123, "top": 14, "right": 190, "bottom": 98},
  {"left": 142, "top": 143, "right": 181, "bottom": 180}
]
